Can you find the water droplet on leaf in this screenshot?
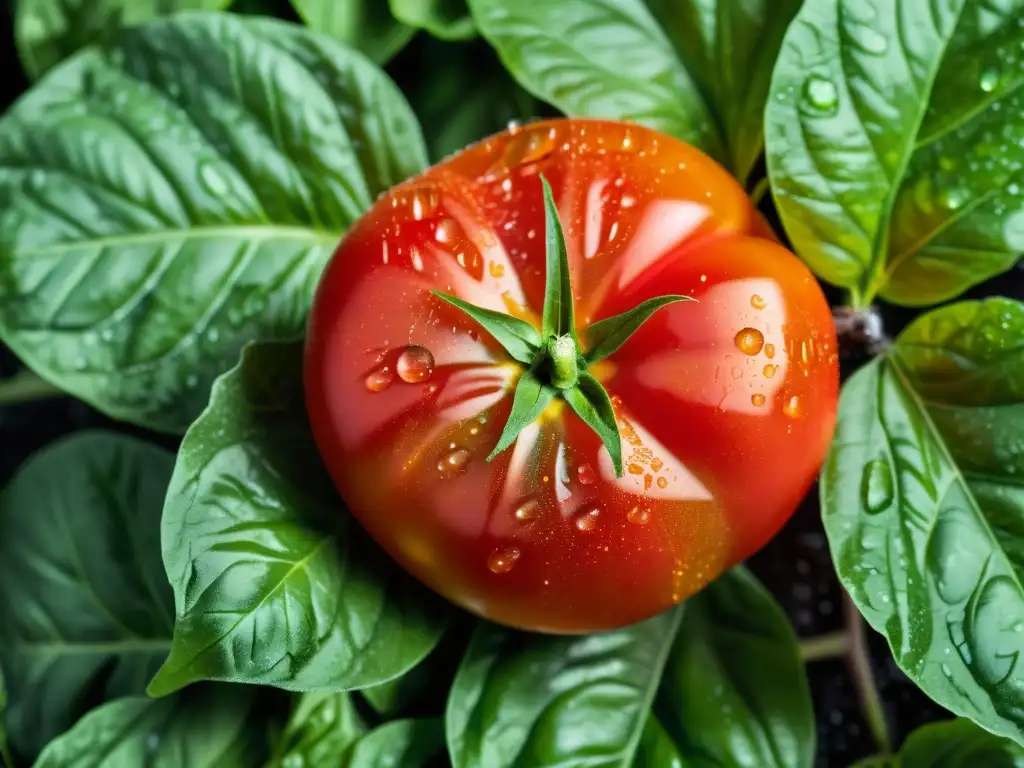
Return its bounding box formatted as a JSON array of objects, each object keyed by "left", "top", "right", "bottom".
[
  {"left": 801, "top": 76, "right": 839, "bottom": 114},
  {"left": 861, "top": 459, "right": 893, "bottom": 514}
]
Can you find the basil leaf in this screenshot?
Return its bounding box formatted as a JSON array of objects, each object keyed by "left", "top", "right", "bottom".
[
  {"left": 539, "top": 175, "right": 574, "bottom": 341},
  {"left": 149, "top": 340, "right": 450, "bottom": 697},
  {"left": 34, "top": 688, "right": 262, "bottom": 768},
  {"left": 563, "top": 373, "right": 622, "bottom": 477},
  {"left": 584, "top": 295, "right": 694, "bottom": 364},
  {"left": 14, "top": 0, "right": 230, "bottom": 80},
  {"left": 432, "top": 291, "right": 541, "bottom": 365},
  {"left": 898, "top": 719, "right": 1024, "bottom": 766},
  {"left": 488, "top": 369, "right": 556, "bottom": 459},
  {"left": 446, "top": 568, "right": 813, "bottom": 768},
  {"left": 766, "top": 0, "right": 1024, "bottom": 306},
  {"left": 644, "top": 0, "right": 803, "bottom": 183},
  {"left": 466, "top": 0, "right": 800, "bottom": 181},
  {"left": 349, "top": 719, "right": 444, "bottom": 768},
  {"left": 270, "top": 692, "right": 366, "bottom": 768},
  {"left": 290, "top": 0, "right": 414, "bottom": 64},
  {"left": 389, "top": 0, "right": 474, "bottom": 41},
  {"left": 0, "top": 12, "right": 426, "bottom": 434},
  {"left": 823, "top": 298, "right": 1024, "bottom": 743},
  {"left": 0, "top": 432, "right": 174, "bottom": 758}
]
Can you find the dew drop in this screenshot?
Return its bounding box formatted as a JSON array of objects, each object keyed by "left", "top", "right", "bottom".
[
  {"left": 410, "top": 246, "right": 425, "bottom": 272},
  {"left": 198, "top": 161, "right": 230, "bottom": 196},
  {"left": 861, "top": 459, "right": 893, "bottom": 514},
  {"left": 764, "top": 343, "right": 776, "bottom": 359},
  {"left": 437, "top": 448, "right": 471, "bottom": 477},
  {"left": 365, "top": 368, "right": 393, "bottom": 392},
  {"left": 752, "top": 393, "right": 766, "bottom": 407},
  {"left": 620, "top": 194, "right": 636, "bottom": 209},
  {"left": 650, "top": 458, "right": 663, "bottom": 472},
  {"left": 396, "top": 345, "right": 434, "bottom": 383},
  {"left": 656, "top": 476, "right": 668, "bottom": 489},
  {"left": 735, "top": 327, "right": 765, "bottom": 355},
  {"left": 980, "top": 66, "right": 1000, "bottom": 93},
  {"left": 435, "top": 218, "right": 456, "bottom": 243},
  {"left": 482, "top": 126, "right": 556, "bottom": 180},
  {"left": 941, "top": 186, "right": 969, "bottom": 210},
  {"left": 627, "top": 506, "right": 650, "bottom": 525},
  {"left": 488, "top": 545, "right": 521, "bottom": 574},
  {"left": 575, "top": 506, "right": 601, "bottom": 531},
  {"left": 514, "top": 498, "right": 540, "bottom": 521},
  {"left": 783, "top": 395, "right": 802, "bottom": 418},
  {"left": 801, "top": 75, "right": 839, "bottom": 114},
  {"left": 750, "top": 294, "right": 767, "bottom": 310},
  {"left": 763, "top": 364, "right": 777, "bottom": 379},
  {"left": 577, "top": 464, "right": 596, "bottom": 485},
  {"left": 488, "top": 261, "right": 505, "bottom": 278},
  {"left": 628, "top": 463, "right": 644, "bottom": 475}
]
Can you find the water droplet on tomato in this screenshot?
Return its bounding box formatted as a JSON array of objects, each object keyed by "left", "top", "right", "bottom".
[
  {"left": 656, "top": 476, "right": 668, "bottom": 489},
  {"left": 650, "top": 458, "right": 663, "bottom": 472},
  {"left": 435, "top": 218, "right": 456, "bottom": 243},
  {"left": 783, "top": 395, "right": 802, "bottom": 418},
  {"left": 627, "top": 463, "right": 644, "bottom": 475},
  {"left": 620, "top": 194, "right": 636, "bottom": 209},
  {"left": 365, "top": 368, "right": 393, "bottom": 392},
  {"left": 764, "top": 364, "right": 777, "bottom": 379},
  {"left": 575, "top": 506, "right": 601, "bottom": 531},
  {"left": 488, "top": 545, "right": 521, "bottom": 574},
  {"left": 734, "top": 327, "right": 765, "bottom": 355},
  {"left": 514, "top": 498, "right": 540, "bottom": 521},
  {"left": 627, "top": 506, "right": 650, "bottom": 525},
  {"left": 410, "top": 187, "right": 438, "bottom": 221},
  {"left": 750, "top": 294, "right": 767, "bottom": 310},
  {"left": 437, "top": 448, "right": 471, "bottom": 477},
  {"left": 576, "top": 464, "right": 596, "bottom": 485},
  {"left": 764, "top": 343, "right": 776, "bottom": 359},
  {"left": 751, "top": 393, "right": 766, "bottom": 407},
  {"left": 488, "top": 261, "right": 505, "bottom": 278},
  {"left": 410, "top": 246, "right": 425, "bottom": 272},
  {"left": 397, "top": 346, "right": 434, "bottom": 383},
  {"left": 861, "top": 459, "right": 893, "bottom": 514},
  {"left": 482, "top": 126, "right": 557, "bottom": 179}
]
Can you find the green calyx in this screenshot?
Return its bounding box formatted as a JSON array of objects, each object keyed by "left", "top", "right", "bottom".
[{"left": 431, "top": 174, "right": 694, "bottom": 477}]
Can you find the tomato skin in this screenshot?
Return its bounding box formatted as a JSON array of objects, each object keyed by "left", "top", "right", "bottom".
[{"left": 305, "top": 119, "right": 838, "bottom": 634}]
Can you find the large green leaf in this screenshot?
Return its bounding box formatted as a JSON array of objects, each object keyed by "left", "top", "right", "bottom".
[
  {"left": 389, "top": 0, "right": 474, "bottom": 41},
  {"left": 290, "top": 0, "right": 414, "bottom": 63},
  {"left": 33, "top": 688, "right": 262, "bottom": 768},
  {"left": 0, "top": 432, "right": 174, "bottom": 758},
  {"left": 348, "top": 719, "right": 444, "bottom": 768},
  {"left": 853, "top": 718, "right": 1024, "bottom": 767},
  {"left": 0, "top": 667, "right": 10, "bottom": 768},
  {"left": 0, "top": 11, "right": 427, "bottom": 433},
  {"left": 465, "top": 0, "right": 801, "bottom": 182},
  {"left": 823, "top": 298, "right": 1024, "bottom": 743},
  {"left": 446, "top": 568, "right": 813, "bottom": 768},
  {"left": 149, "top": 341, "right": 451, "bottom": 697},
  {"left": 14, "top": 0, "right": 230, "bottom": 80},
  {"left": 766, "top": 0, "right": 1024, "bottom": 306},
  {"left": 268, "top": 692, "right": 366, "bottom": 767}
]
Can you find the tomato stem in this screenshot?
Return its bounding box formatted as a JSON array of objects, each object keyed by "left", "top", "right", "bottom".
[{"left": 547, "top": 335, "right": 579, "bottom": 388}]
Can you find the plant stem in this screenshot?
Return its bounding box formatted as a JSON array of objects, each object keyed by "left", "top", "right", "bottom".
[
  {"left": 750, "top": 176, "right": 771, "bottom": 207},
  {"left": 799, "top": 631, "right": 850, "bottom": 663},
  {"left": 0, "top": 370, "right": 63, "bottom": 406},
  {"left": 844, "top": 594, "right": 892, "bottom": 754}
]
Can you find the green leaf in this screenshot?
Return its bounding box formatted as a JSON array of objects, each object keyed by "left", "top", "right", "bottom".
[
  {"left": 14, "top": 0, "right": 231, "bottom": 80},
  {"left": 33, "top": 688, "right": 263, "bottom": 768},
  {"left": 389, "top": 0, "right": 474, "bottom": 41},
  {"left": 823, "top": 297, "right": 1024, "bottom": 743},
  {"left": 488, "top": 369, "right": 556, "bottom": 460},
  {"left": 539, "top": 174, "right": 574, "bottom": 341},
  {"left": 466, "top": 0, "right": 801, "bottom": 181},
  {"left": 432, "top": 291, "right": 541, "bottom": 364},
  {"left": 898, "top": 719, "right": 1024, "bottom": 766},
  {"left": 584, "top": 296, "right": 695, "bottom": 364},
  {"left": 149, "top": 340, "right": 450, "bottom": 697},
  {"left": 563, "top": 372, "right": 622, "bottom": 477},
  {"left": 766, "top": 0, "right": 1024, "bottom": 306},
  {"left": 446, "top": 567, "right": 813, "bottom": 768},
  {"left": 0, "top": 12, "right": 427, "bottom": 433},
  {"left": 290, "top": 0, "right": 414, "bottom": 64},
  {"left": 0, "top": 432, "right": 174, "bottom": 758},
  {"left": 349, "top": 719, "right": 444, "bottom": 768},
  {"left": 0, "top": 667, "right": 11, "bottom": 768},
  {"left": 269, "top": 692, "right": 366, "bottom": 767}
]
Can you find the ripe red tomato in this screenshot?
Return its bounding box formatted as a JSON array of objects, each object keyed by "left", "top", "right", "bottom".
[{"left": 305, "top": 119, "right": 838, "bottom": 634}]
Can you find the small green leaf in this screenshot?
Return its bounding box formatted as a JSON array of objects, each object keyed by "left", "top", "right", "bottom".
[
  {"left": 14, "top": 0, "right": 232, "bottom": 80},
  {"left": 0, "top": 432, "right": 175, "bottom": 758},
  {"left": 563, "top": 373, "right": 622, "bottom": 476},
  {"left": 585, "top": 296, "right": 695, "bottom": 364},
  {"left": 539, "top": 175, "right": 575, "bottom": 341},
  {"left": 897, "top": 719, "right": 1024, "bottom": 766},
  {"left": 150, "top": 341, "right": 450, "bottom": 696},
  {"left": 0, "top": 12, "right": 427, "bottom": 434},
  {"left": 432, "top": 291, "right": 541, "bottom": 364},
  {"left": 766, "top": 0, "right": 1024, "bottom": 306},
  {"left": 348, "top": 719, "right": 444, "bottom": 768},
  {"left": 269, "top": 692, "right": 366, "bottom": 767},
  {"left": 446, "top": 567, "right": 813, "bottom": 768},
  {"left": 488, "top": 370, "right": 556, "bottom": 460},
  {"left": 290, "top": 0, "right": 415, "bottom": 63},
  {"left": 33, "top": 688, "right": 263, "bottom": 768},
  {"left": 823, "top": 298, "right": 1024, "bottom": 743},
  {"left": 389, "top": 0, "right": 475, "bottom": 41}
]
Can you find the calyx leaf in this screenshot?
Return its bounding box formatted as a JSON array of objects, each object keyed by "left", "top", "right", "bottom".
[
  {"left": 488, "top": 370, "right": 557, "bottom": 460},
  {"left": 540, "top": 175, "right": 575, "bottom": 341},
  {"left": 564, "top": 373, "right": 623, "bottom": 476},
  {"left": 432, "top": 291, "right": 541, "bottom": 364},
  {"left": 586, "top": 295, "right": 695, "bottom": 364}
]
